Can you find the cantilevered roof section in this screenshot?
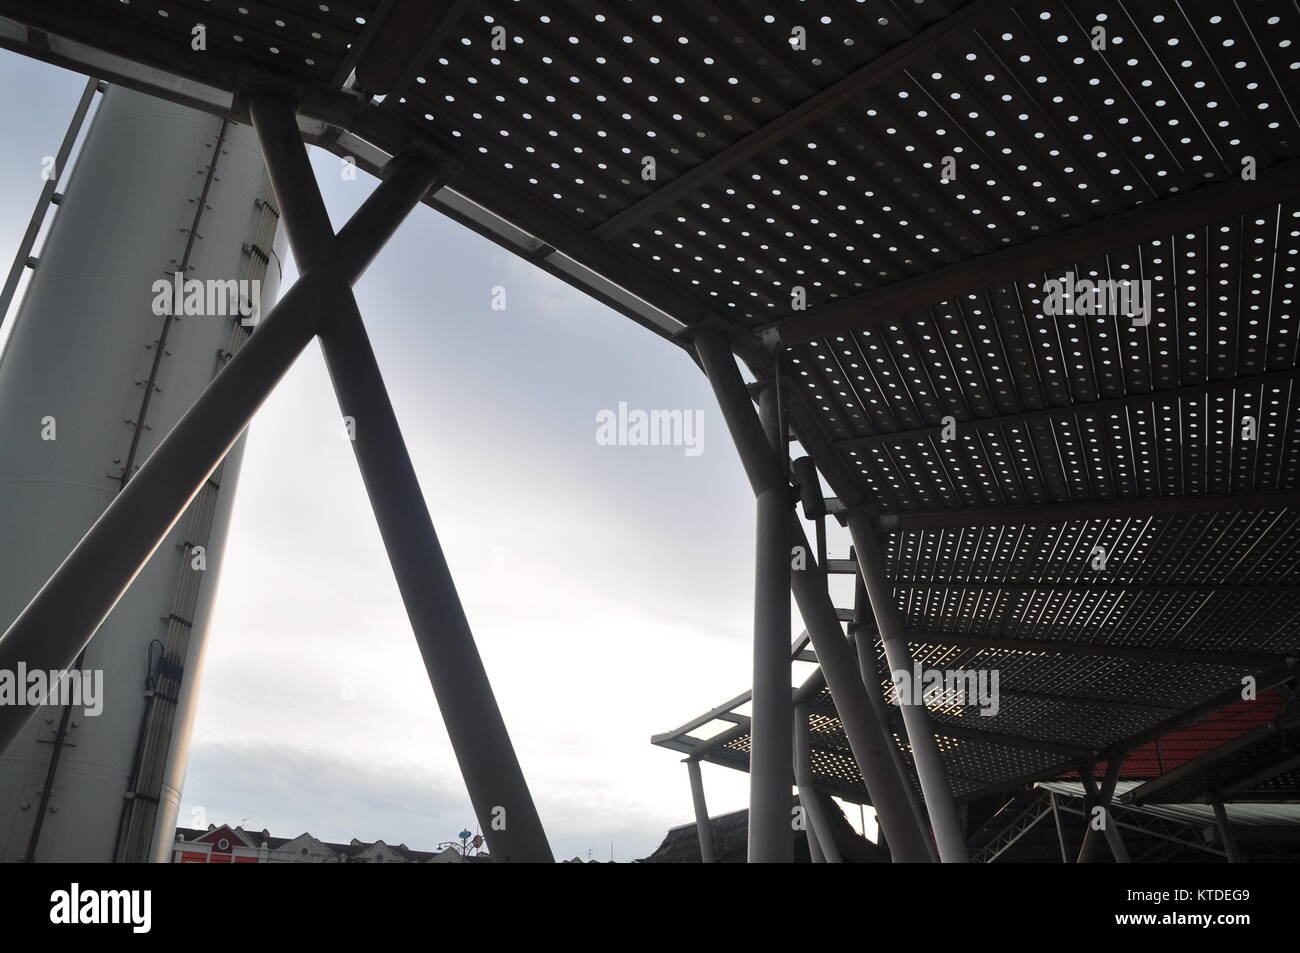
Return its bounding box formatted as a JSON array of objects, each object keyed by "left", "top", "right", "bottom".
[{"left": 0, "top": 0, "right": 1296, "bottom": 805}]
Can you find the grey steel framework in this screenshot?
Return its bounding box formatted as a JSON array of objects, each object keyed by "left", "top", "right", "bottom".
[{"left": 0, "top": 0, "right": 1297, "bottom": 862}]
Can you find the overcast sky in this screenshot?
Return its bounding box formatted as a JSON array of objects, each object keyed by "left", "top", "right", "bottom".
[{"left": 0, "top": 53, "right": 868, "bottom": 861}]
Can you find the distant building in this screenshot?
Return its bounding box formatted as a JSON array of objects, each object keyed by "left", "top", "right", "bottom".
[
  {"left": 641, "top": 799, "right": 887, "bottom": 863},
  {"left": 171, "top": 824, "right": 487, "bottom": 863}
]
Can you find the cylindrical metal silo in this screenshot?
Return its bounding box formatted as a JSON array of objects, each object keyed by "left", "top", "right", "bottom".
[{"left": 0, "top": 85, "right": 285, "bottom": 862}]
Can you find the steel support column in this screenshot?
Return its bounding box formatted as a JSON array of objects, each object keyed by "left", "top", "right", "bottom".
[
  {"left": 685, "top": 758, "right": 716, "bottom": 864},
  {"left": 1211, "top": 797, "right": 1244, "bottom": 863},
  {"left": 248, "top": 93, "right": 553, "bottom": 863},
  {"left": 751, "top": 385, "right": 793, "bottom": 863},
  {"left": 319, "top": 293, "right": 552, "bottom": 862},
  {"left": 1049, "top": 792, "right": 1069, "bottom": 863},
  {"left": 1078, "top": 760, "right": 1130, "bottom": 863},
  {"left": 846, "top": 511, "right": 968, "bottom": 862},
  {"left": 788, "top": 519, "right": 932, "bottom": 861},
  {"left": 805, "top": 825, "right": 827, "bottom": 863},
  {"left": 794, "top": 702, "right": 842, "bottom": 863},
  {"left": 694, "top": 331, "right": 930, "bottom": 860},
  {"left": 694, "top": 329, "right": 791, "bottom": 862},
  {"left": 851, "top": 571, "right": 939, "bottom": 862}
]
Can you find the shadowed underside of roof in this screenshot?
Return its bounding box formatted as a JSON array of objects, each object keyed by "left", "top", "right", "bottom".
[{"left": 0, "top": 0, "right": 1296, "bottom": 806}]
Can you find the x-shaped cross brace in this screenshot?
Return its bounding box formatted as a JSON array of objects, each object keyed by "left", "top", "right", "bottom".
[{"left": 0, "top": 91, "right": 553, "bottom": 863}]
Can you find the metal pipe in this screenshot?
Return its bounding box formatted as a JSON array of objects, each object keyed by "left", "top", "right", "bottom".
[
  {"left": 851, "top": 571, "right": 939, "bottom": 862},
  {"left": 1078, "top": 760, "right": 1129, "bottom": 863},
  {"left": 845, "top": 511, "right": 968, "bottom": 862},
  {"left": 331, "top": 148, "right": 444, "bottom": 286},
  {"left": 1211, "top": 797, "right": 1244, "bottom": 863},
  {"left": 315, "top": 288, "right": 553, "bottom": 862},
  {"left": 693, "top": 330, "right": 784, "bottom": 497},
  {"left": 789, "top": 519, "right": 931, "bottom": 861},
  {"left": 247, "top": 97, "right": 552, "bottom": 862},
  {"left": 246, "top": 93, "right": 335, "bottom": 271},
  {"left": 693, "top": 331, "right": 933, "bottom": 860},
  {"left": 745, "top": 383, "right": 793, "bottom": 863},
  {"left": 805, "top": 822, "right": 827, "bottom": 863},
  {"left": 686, "top": 759, "right": 716, "bottom": 863},
  {"left": 794, "top": 703, "right": 842, "bottom": 863},
  {"left": 1049, "top": 792, "right": 1069, "bottom": 863},
  {"left": 694, "top": 329, "right": 792, "bottom": 862}
]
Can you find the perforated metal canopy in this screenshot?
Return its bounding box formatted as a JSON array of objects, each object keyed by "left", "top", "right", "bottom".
[{"left": 0, "top": 0, "right": 1297, "bottom": 809}]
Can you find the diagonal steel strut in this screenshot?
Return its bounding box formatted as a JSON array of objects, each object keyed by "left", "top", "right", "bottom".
[
  {"left": 0, "top": 91, "right": 551, "bottom": 862},
  {"left": 0, "top": 114, "right": 432, "bottom": 740},
  {"left": 246, "top": 93, "right": 553, "bottom": 863}
]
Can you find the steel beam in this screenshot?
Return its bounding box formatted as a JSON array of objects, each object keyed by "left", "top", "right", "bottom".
[
  {"left": 326, "top": 0, "right": 398, "bottom": 89},
  {"left": 784, "top": 386, "right": 967, "bottom": 860},
  {"left": 695, "top": 330, "right": 791, "bottom": 862},
  {"left": 886, "top": 580, "right": 1296, "bottom": 597},
  {"left": 992, "top": 686, "right": 1177, "bottom": 715},
  {"left": 877, "top": 492, "right": 1300, "bottom": 532},
  {"left": 686, "top": 759, "right": 717, "bottom": 864},
  {"left": 904, "top": 632, "right": 1286, "bottom": 668},
  {"left": 849, "top": 510, "right": 968, "bottom": 862},
  {"left": 835, "top": 369, "right": 1300, "bottom": 455},
  {"left": 318, "top": 290, "right": 552, "bottom": 862},
  {"left": 376, "top": 0, "right": 475, "bottom": 105},
  {"left": 930, "top": 722, "right": 1095, "bottom": 760},
  {"left": 1211, "top": 797, "right": 1245, "bottom": 863},
  {"left": 1110, "top": 662, "right": 1298, "bottom": 770},
  {"left": 794, "top": 702, "right": 842, "bottom": 863},
  {"left": 693, "top": 329, "right": 785, "bottom": 498},
  {"left": 0, "top": 94, "right": 461, "bottom": 737},
  {"left": 972, "top": 797, "right": 1052, "bottom": 863},
  {"left": 331, "top": 155, "right": 449, "bottom": 286},
  {"left": 1219, "top": 751, "right": 1300, "bottom": 799},
  {"left": 652, "top": 692, "right": 753, "bottom": 746},
  {"left": 789, "top": 520, "right": 932, "bottom": 861},
  {"left": 1125, "top": 705, "right": 1300, "bottom": 806},
  {"left": 1054, "top": 799, "right": 1228, "bottom": 859},
  {"left": 750, "top": 384, "right": 793, "bottom": 863},
  {"left": 1078, "top": 760, "right": 1130, "bottom": 863},
  {"left": 591, "top": 0, "right": 1012, "bottom": 240},
  {"left": 247, "top": 93, "right": 335, "bottom": 268},
  {"left": 696, "top": 330, "right": 934, "bottom": 860},
  {"left": 773, "top": 158, "right": 1300, "bottom": 344},
  {"left": 0, "top": 9, "right": 715, "bottom": 346},
  {"left": 851, "top": 574, "right": 938, "bottom": 862},
  {"left": 249, "top": 94, "right": 553, "bottom": 863},
  {"left": 1049, "top": 792, "right": 1069, "bottom": 863}
]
